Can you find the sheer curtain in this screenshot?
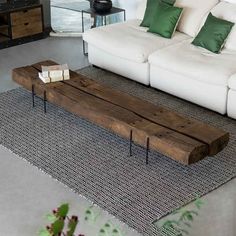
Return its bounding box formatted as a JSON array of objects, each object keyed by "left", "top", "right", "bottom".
[
  {"left": 115, "top": 0, "right": 143, "bottom": 19},
  {"left": 103, "top": 0, "right": 142, "bottom": 24}
]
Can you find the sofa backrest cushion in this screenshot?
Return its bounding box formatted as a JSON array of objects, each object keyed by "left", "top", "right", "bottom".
[
  {"left": 175, "top": 0, "right": 219, "bottom": 37},
  {"left": 136, "top": 0, "right": 147, "bottom": 20},
  {"left": 211, "top": 2, "right": 236, "bottom": 51},
  {"left": 221, "top": 0, "right": 236, "bottom": 3}
]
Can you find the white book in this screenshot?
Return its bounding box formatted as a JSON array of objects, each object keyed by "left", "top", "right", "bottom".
[
  {"left": 39, "top": 64, "right": 70, "bottom": 83},
  {"left": 38, "top": 73, "right": 69, "bottom": 84}
]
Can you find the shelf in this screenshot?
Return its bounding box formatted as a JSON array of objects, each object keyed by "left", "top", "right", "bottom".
[
  {"left": 0, "top": 24, "right": 8, "bottom": 29},
  {"left": 0, "top": 3, "right": 44, "bottom": 49},
  {"left": 0, "top": 34, "right": 9, "bottom": 42}
]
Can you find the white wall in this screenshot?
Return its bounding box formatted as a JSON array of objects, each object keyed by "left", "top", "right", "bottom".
[{"left": 114, "top": 0, "right": 143, "bottom": 19}]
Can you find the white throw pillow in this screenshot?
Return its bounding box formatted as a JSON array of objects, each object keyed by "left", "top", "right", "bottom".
[
  {"left": 136, "top": 0, "right": 147, "bottom": 20},
  {"left": 221, "top": 0, "right": 236, "bottom": 3},
  {"left": 212, "top": 2, "right": 236, "bottom": 51},
  {"left": 175, "top": 0, "right": 219, "bottom": 37}
]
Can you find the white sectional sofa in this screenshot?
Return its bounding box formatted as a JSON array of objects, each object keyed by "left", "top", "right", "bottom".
[{"left": 83, "top": 0, "right": 236, "bottom": 119}]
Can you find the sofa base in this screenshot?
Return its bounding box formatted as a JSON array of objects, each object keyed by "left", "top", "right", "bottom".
[
  {"left": 150, "top": 65, "right": 228, "bottom": 115},
  {"left": 227, "top": 89, "right": 236, "bottom": 119},
  {"left": 88, "top": 45, "right": 150, "bottom": 85}
]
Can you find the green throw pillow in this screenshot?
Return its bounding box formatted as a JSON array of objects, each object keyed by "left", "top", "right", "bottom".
[
  {"left": 192, "top": 13, "right": 235, "bottom": 53},
  {"left": 140, "top": 0, "right": 175, "bottom": 27},
  {"left": 148, "top": 2, "right": 183, "bottom": 38}
]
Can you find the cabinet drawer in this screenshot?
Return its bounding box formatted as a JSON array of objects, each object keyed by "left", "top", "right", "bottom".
[
  {"left": 11, "top": 21, "right": 43, "bottom": 39},
  {"left": 11, "top": 7, "right": 42, "bottom": 26}
]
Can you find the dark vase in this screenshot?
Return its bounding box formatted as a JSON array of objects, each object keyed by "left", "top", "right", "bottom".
[{"left": 93, "top": 0, "right": 112, "bottom": 14}]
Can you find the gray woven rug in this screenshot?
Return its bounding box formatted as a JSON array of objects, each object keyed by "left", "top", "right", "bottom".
[{"left": 1, "top": 67, "right": 236, "bottom": 236}]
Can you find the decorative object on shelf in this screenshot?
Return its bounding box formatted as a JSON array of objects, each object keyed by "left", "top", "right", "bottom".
[
  {"left": 93, "top": 0, "right": 112, "bottom": 14},
  {"left": 38, "top": 64, "right": 70, "bottom": 83}
]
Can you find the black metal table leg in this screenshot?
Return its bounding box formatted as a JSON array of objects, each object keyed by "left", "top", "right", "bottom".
[
  {"left": 82, "top": 10, "right": 85, "bottom": 33},
  {"left": 43, "top": 91, "right": 47, "bottom": 114},
  {"left": 146, "top": 137, "right": 150, "bottom": 165},
  {"left": 129, "top": 130, "right": 133, "bottom": 157},
  {"left": 105, "top": 15, "right": 107, "bottom": 25},
  {"left": 31, "top": 84, "right": 35, "bottom": 108}
]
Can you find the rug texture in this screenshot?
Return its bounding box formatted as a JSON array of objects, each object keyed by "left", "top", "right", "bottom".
[{"left": 1, "top": 67, "right": 236, "bottom": 236}]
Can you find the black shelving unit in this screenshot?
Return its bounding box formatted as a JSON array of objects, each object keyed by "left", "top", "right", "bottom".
[{"left": 0, "top": 0, "right": 46, "bottom": 49}]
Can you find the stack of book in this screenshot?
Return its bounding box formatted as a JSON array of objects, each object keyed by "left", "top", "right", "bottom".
[{"left": 38, "top": 64, "right": 70, "bottom": 83}]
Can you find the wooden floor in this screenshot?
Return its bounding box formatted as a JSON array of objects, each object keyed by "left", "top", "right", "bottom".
[{"left": 12, "top": 60, "right": 229, "bottom": 165}]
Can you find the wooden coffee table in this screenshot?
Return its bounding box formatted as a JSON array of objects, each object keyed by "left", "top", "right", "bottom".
[{"left": 12, "top": 60, "right": 229, "bottom": 165}]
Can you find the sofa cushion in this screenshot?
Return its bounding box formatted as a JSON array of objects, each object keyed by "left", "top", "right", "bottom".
[
  {"left": 136, "top": 0, "right": 147, "bottom": 20},
  {"left": 83, "top": 20, "right": 190, "bottom": 63},
  {"left": 140, "top": 0, "right": 157, "bottom": 27},
  {"left": 192, "top": 13, "right": 234, "bottom": 53},
  {"left": 148, "top": 39, "right": 236, "bottom": 86},
  {"left": 136, "top": 0, "right": 175, "bottom": 20},
  {"left": 211, "top": 2, "right": 236, "bottom": 51},
  {"left": 175, "top": 0, "right": 219, "bottom": 37},
  {"left": 228, "top": 74, "right": 236, "bottom": 90},
  {"left": 148, "top": 2, "right": 183, "bottom": 38},
  {"left": 221, "top": 0, "right": 236, "bottom": 3},
  {"left": 140, "top": 0, "right": 175, "bottom": 27}
]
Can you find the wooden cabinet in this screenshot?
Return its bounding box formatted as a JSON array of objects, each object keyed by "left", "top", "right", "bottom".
[
  {"left": 10, "top": 7, "right": 42, "bottom": 24},
  {"left": 0, "top": 4, "right": 44, "bottom": 48},
  {"left": 11, "top": 6, "right": 43, "bottom": 39}
]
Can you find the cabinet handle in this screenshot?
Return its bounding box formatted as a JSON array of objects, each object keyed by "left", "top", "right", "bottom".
[{"left": 24, "top": 23, "right": 29, "bottom": 26}]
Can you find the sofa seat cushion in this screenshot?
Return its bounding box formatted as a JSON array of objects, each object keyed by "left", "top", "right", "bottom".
[
  {"left": 228, "top": 74, "right": 236, "bottom": 90},
  {"left": 83, "top": 19, "right": 190, "bottom": 63},
  {"left": 148, "top": 39, "right": 236, "bottom": 86}
]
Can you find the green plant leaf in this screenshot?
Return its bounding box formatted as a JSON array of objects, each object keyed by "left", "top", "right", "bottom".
[
  {"left": 98, "top": 228, "right": 108, "bottom": 236},
  {"left": 181, "top": 211, "right": 194, "bottom": 222},
  {"left": 66, "top": 216, "right": 78, "bottom": 236},
  {"left": 84, "top": 206, "right": 100, "bottom": 223},
  {"left": 104, "top": 222, "right": 112, "bottom": 229},
  {"left": 172, "top": 208, "right": 181, "bottom": 215},
  {"left": 51, "top": 219, "right": 64, "bottom": 235},
  {"left": 38, "top": 229, "right": 51, "bottom": 236},
  {"left": 161, "top": 220, "right": 181, "bottom": 235},
  {"left": 194, "top": 198, "right": 204, "bottom": 209},
  {"left": 189, "top": 210, "right": 198, "bottom": 216},
  {"left": 111, "top": 227, "right": 123, "bottom": 236},
  {"left": 46, "top": 214, "right": 58, "bottom": 223},
  {"left": 163, "top": 220, "right": 179, "bottom": 228},
  {"left": 183, "top": 222, "right": 191, "bottom": 228},
  {"left": 57, "top": 203, "right": 69, "bottom": 218}
]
